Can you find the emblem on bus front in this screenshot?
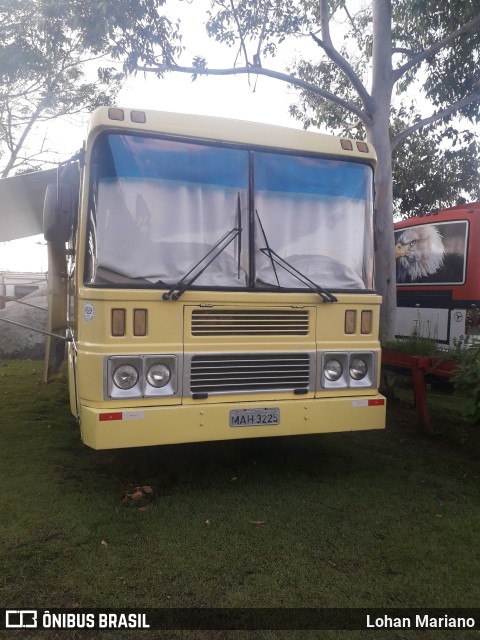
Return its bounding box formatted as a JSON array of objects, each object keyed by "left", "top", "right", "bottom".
[{"left": 84, "top": 302, "right": 95, "bottom": 322}]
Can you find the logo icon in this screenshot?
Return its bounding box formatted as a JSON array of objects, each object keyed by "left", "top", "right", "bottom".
[
  {"left": 5, "top": 610, "right": 38, "bottom": 628},
  {"left": 84, "top": 301, "right": 95, "bottom": 322}
]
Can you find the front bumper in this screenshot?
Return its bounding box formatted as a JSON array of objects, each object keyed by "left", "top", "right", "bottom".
[{"left": 79, "top": 395, "right": 386, "bottom": 449}]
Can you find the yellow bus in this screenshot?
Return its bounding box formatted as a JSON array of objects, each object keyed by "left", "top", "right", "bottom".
[{"left": 5, "top": 107, "right": 386, "bottom": 449}]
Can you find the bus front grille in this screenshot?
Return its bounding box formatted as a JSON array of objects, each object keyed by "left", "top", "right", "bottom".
[
  {"left": 189, "top": 353, "right": 311, "bottom": 394},
  {"left": 191, "top": 309, "right": 309, "bottom": 336}
]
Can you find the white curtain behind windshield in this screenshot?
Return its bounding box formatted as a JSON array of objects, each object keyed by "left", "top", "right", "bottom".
[
  {"left": 87, "top": 134, "right": 374, "bottom": 291},
  {"left": 91, "top": 135, "right": 248, "bottom": 286},
  {"left": 254, "top": 152, "right": 373, "bottom": 290}
]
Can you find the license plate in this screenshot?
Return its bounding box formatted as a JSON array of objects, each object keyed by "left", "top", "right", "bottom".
[{"left": 230, "top": 408, "right": 280, "bottom": 427}]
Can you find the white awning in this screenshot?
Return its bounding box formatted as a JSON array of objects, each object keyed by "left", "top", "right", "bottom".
[{"left": 0, "top": 168, "right": 57, "bottom": 241}]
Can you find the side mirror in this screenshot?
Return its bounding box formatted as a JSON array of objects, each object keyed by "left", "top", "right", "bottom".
[{"left": 43, "top": 183, "right": 74, "bottom": 242}]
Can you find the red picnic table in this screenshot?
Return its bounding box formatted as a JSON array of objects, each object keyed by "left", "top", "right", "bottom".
[{"left": 381, "top": 349, "right": 456, "bottom": 435}]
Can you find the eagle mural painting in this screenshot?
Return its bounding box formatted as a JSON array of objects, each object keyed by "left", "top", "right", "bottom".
[
  {"left": 395, "top": 222, "right": 466, "bottom": 285},
  {"left": 395, "top": 225, "right": 445, "bottom": 282}
]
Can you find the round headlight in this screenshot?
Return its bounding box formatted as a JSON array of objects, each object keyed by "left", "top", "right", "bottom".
[
  {"left": 113, "top": 364, "right": 139, "bottom": 390},
  {"left": 324, "top": 358, "right": 343, "bottom": 381},
  {"left": 147, "top": 363, "right": 171, "bottom": 388},
  {"left": 350, "top": 357, "right": 368, "bottom": 380}
]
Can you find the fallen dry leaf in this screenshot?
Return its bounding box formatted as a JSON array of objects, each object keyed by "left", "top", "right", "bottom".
[
  {"left": 122, "top": 484, "right": 156, "bottom": 508},
  {"left": 100, "top": 540, "right": 108, "bottom": 547},
  {"left": 142, "top": 485, "right": 154, "bottom": 494},
  {"left": 249, "top": 520, "right": 266, "bottom": 525}
]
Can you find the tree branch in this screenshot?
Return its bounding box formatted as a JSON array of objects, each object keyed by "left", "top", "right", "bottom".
[
  {"left": 312, "top": 0, "right": 372, "bottom": 110},
  {"left": 255, "top": 1, "right": 270, "bottom": 62},
  {"left": 135, "top": 61, "right": 371, "bottom": 125},
  {"left": 342, "top": 3, "right": 361, "bottom": 39},
  {"left": 393, "top": 12, "right": 480, "bottom": 83},
  {"left": 229, "top": 0, "right": 250, "bottom": 67},
  {"left": 390, "top": 86, "right": 480, "bottom": 150},
  {"left": 392, "top": 47, "right": 417, "bottom": 56},
  {"left": 309, "top": 31, "right": 371, "bottom": 109},
  {"left": 1, "top": 97, "right": 48, "bottom": 177}
]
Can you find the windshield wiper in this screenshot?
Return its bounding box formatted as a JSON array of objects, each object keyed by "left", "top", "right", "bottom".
[
  {"left": 256, "top": 210, "right": 337, "bottom": 303},
  {"left": 256, "top": 209, "right": 281, "bottom": 288},
  {"left": 163, "top": 196, "right": 242, "bottom": 301}
]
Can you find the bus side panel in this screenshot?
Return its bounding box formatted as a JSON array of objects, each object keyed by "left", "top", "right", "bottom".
[{"left": 395, "top": 204, "right": 480, "bottom": 344}]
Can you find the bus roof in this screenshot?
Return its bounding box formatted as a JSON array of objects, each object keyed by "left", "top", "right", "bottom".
[{"left": 86, "top": 106, "right": 377, "bottom": 165}]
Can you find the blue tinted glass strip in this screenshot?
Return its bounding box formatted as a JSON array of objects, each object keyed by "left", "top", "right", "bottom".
[
  {"left": 106, "top": 135, "right": 249, "bottom": 188},
  {"left": 254, "top": 152, "right": 370, "bottom": 200}
]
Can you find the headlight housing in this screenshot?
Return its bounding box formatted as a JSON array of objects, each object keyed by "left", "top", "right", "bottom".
[
  {"left": 106, "top": 355, "right": 179, "bottom": 399},
  {"left": 320, "top": 352, "right": 349, "bottom": 388},
  {"left": 348, "top": 352, "right": 375, "bottom": 388},
  {"left": 320, "top": 351, "right": 376, "bottom": 389}
]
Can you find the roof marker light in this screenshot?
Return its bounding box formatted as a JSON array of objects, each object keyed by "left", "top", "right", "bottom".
[
  {"left": 131, "top": 110, "right": 146, "bottom": 123},
  {"left": 108, "top": 108, "right": 124, "bottom": 121}
]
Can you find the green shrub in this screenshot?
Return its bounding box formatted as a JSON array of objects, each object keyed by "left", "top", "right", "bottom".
[
  {"left": 382, "top": 334, "right": 439, "bottom": 356},
  {"left": 450, "top": 337, "right": 480, "bottom": 424},
  {"left": 383, "top": 307, "right": 439, "bottom": 356}
]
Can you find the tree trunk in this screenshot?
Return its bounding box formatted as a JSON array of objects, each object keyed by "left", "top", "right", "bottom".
[
  {"left": 367, "top": 0, "right": 396, "bottom": 342},
  {"left": 369, "top": 119, "right": 396, "bottom": 342}
]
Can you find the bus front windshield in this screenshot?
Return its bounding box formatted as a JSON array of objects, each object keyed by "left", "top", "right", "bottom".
[{"left": 85, "top": 133, "right": 374, "bottom": 292}]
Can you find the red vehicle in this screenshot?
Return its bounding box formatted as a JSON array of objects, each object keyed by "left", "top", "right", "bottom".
[{"left": 394, "top": 202, "right": 480, "bottom": 345}]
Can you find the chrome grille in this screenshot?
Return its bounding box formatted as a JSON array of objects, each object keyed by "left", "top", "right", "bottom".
[
  {"left": 191, "top": 309, "right": 309, "bottom": 336},
  {"left": 189, "top": 353, "right": 311, "bottom": 394}
]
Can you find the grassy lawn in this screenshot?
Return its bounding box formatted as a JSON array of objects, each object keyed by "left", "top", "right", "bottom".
[{"left": 1, "top": 359, "right": 479, "bottom": 639}]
